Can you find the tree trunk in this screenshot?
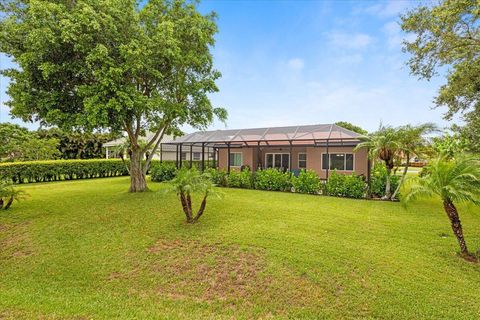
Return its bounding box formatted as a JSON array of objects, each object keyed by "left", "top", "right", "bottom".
[
  {"left": 180, "top": 192, "right": 193, "bottom": 222},
  {"left": 0, "top": 198, "right": 3, "bottom": 209},
  {"left": 391, "top": 155, "right": 409, "bottom": 200},
  {"left": 129, "top": 148, "right": 147, "bottom": 192},
  {"left": 383, "top": 164, "right": 392, "bottom": 200},
  {"left": 443, "top": 199, "right": 470, "bottom": 256},
  {"left": 193, "top": 195, "right": 208, "bottom": 222},
  {"left": 4, "top": 196, "right": 14, "bottom": 210}
]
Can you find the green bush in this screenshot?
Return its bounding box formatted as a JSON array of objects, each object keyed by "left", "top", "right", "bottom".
[
  {"left": 370, "top": 163, "right": 400, "bottom": 199},
  {"left": 292, "top": 170, "right": 321, "bottom": 194},
  {"left": 150, "top": 162, "right": 177, "bottom": 182},
  {"left": 254, "top": 168, "right": 292, "bottom": 192},
  {"left": 326, "top": 171, "right": 366, "bottom": 199},
  {"left": 204, "top": 168, "right": 228, "bottom": 187},
  {"left": 227, "top": 168, "right": 253, "bottom": 189},
  {"left": 0, "top": 159, "right": 130, "bottom": 183}
]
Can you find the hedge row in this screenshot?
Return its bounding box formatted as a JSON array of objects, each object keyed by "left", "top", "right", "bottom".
[{"left": 0, "top": 159, "right": 215, "bottom": 184}]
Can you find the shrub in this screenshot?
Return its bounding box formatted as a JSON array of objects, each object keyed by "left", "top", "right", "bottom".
[
  {"left": 204, "top": 168, "right": 228, "bottom": 187},
  {"left": 0, "top": 159, "right": 130, "bottom": 183},
  {"left": 227, "top": 168, "right": 253, "bottom": 188},
  {"left": 150, "top": 162, "right": 177, "bottom": 182},
  {"left": 370, "top": 163, "right": 400, "bottom": 199},
  {"left": 326, "top": 171, "right": 366, "bottom": 199},
  {"left": 0, "top": 180, "right": 28, "bottom": 210},
  {"left": 292, "top": 170, "right": 321, "bottom": 194},
  {"left": 254, "top": 168, "right": 291, "bottom": 191}
]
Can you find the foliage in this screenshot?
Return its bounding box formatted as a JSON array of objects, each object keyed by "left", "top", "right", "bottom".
[
  {"left": 150, "top": 162, "right": 177, "bottom": 182},
  {"left": 204, "top": 168, "right": 228, "bottom": 187},
  {"left": 253, "top": 168, "right": 292, "bottom": 192},
  {"left": 18, "top": 137, "right": 61, "bottom": 161},
  {"left": 227, "top": 168, "right": 253, "bottom": 189},
  {"left": 0, "top": 159, "right": 132, "bottom": 183},
  {"left": 401, "top": 0, "right": 480, "bottom": 152},
  {"left": 37, "top": 128, "right": 116, "bottom": 159},
  {"left": 355, "top": 125, "right": 401, "bottom": 199},
  {"left": 370, "top": 163, "right": 400, "bottom": 199},
  {"left": 325, "top": 171, "right": 365, "bottom": 199},
  {"left": 402, "top": 155, "right": 480, "bottom": 258},
  {"left": 0, "top": 0, "right": 227, "bottom": 192},
  {"left": 169, "top": 168, "right": 216, "bottom": 223},
  {"left": 0, "top": 122, "right": 31, "bottom": 161},
  {"left": 432, "top": 133, "right": 470, "bottom": 159},
  {"left": 335, "top": 121, "right": 368, "bottom": 135},
  {"left": 292, "top": 170, "right": 322, "bottom": 194},
  {"left": 0, "top": 180, "right": 27, "bottom": 210}
]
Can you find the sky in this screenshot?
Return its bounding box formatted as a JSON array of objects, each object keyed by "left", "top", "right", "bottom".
[{"left": 0, "top": 0, "right": 456, "bottom": 133}]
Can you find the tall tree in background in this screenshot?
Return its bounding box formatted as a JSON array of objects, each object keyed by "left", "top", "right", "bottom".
[
  {"left": 335, "top": 121, "right": 368, "bottom": 135},
  {"left": 0, "top": 0, "right": 227, "bottom": 192},
  {"left": 401, "top": 0, "right": 480, "bottom": 153}
]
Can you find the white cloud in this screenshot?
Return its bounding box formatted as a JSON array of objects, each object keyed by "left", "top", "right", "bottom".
[
  {"left": 287, "top": 58, "right": 304, "bottom": 71},
  {"left": 358, "top": 0, "right": 411, "bottom": 18},
  {"left": 327, "top": 32, "right": 374, "bottom": 50}
]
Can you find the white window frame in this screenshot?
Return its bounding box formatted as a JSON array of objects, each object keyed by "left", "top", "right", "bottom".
[
  {"left": 298, "top": 152, "right": 307, "bottom": 169},
  {"left": 321, "top": 153, "right": 355, "bottom": 171},
  {"left": 193, "top": 152, "right": 201, "bottom": 161},
  {"left": 229, "top": 152, "right": 243, "bottom": 167},
  {"left": 181, "top": 152, "right": 187, "bottom": 161},
  {"left": 265, "top": 153, "right": 291, "bottom": 170}
]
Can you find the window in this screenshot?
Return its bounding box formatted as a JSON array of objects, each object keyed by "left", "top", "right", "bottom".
[
  {"left": 298, "top": 153, "right": 307, "bottom": 169},
  {"left": 181, "top": 152, "right": 187, "bottom": 161},
  {"left": 322, "top": 153, "right": 354, "bottom": 171},
  {"left": 265, "top": 153, "right": 290, "bottom": 170},
  {"left": 193, "top": 152, "right": 201, "bottom": 160},
  {"left": 229, "top": 152, "right": 242, "bottom": 167}
]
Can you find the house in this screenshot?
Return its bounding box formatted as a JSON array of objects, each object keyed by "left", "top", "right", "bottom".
[
  {"left": 103, "top": 133, "right": 214, "bottom": 162},
  {"left": 163, "top": 123, "right": 370, "bottom": 180}
]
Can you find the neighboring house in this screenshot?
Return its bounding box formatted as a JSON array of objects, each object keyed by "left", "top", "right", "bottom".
[
  {"left": 163, "top": 123, "right": 370, "bottom": 180},
  {"left": 103, "top": 133, "right": 213, "bottom": 162}
]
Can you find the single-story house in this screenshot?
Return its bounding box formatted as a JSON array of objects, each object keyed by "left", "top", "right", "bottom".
[
  {"left": 163, "top": 123, "right": 370, "bottom": 180},
  {"left": 103, "top": 133, "right": 214, "bottom": 162}
]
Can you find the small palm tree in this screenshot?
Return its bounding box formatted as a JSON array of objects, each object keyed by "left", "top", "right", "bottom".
[
  {"left": 355, "top": 125, "right": 400, "bottom": 199},
  {"left": 402, "top": 156, "right": 480, "bottom": 260},
  {"left": 391, "top": 123, "right": 438, "bottom": 200},
  {"left": 170, "top": 168, "right": 217, "bottom": 223},
  {"left": 0, "top": 181, "right": 28, "bottom": 210}
]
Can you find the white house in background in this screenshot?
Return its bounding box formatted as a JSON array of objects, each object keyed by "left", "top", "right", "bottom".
[{"left": 103, "top": 133, "right": 214, "bottom": 162}]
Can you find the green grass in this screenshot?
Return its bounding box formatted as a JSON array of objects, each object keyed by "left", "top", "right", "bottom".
[{"left": 1, "top": 177, "right": 479, "bottom": 319}]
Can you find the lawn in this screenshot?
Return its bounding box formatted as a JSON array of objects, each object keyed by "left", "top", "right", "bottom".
[{"left": 1, "top": 177, "right": 479, "bottom": 319}]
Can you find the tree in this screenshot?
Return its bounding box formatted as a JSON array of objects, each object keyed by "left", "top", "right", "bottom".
[
  {"left": 169, "top": 168, "right": 216, "bottom": 223},
  {"left": 401, "top": 0, "right": 480, "bottom": 151},
  {"left": 402, "top": 156, "right": 480, "bottom": 260},
  {"left": 391, "top": 123, "right": 438, "bottom": 200},
  {"left": 335, "top": 121, "right": 368, "bottom": 135},
  {"left": 0, "top": 0, "right": 227, "bottom": 192},
  {"left": 432, "top": 133, "right": 470, "bottom": 159},
  {"left": 0, "top": 122, "right": 31, "bottom": 161},
  {"left": 19, "top": 137, "right": 61, "bottom": 161},
  {"left": 355, "top": 125, "right": 400, "bottom": 199},
  {"left": 0, "top": 181, "right": 27, "bottom": 210}
]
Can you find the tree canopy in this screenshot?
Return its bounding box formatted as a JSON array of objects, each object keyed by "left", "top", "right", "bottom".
[
  {"left": 401, "top": 0, "right": 480, "bottom": 151},
  {"left": 335, "top": 121, "right": 368, "bottom": 135},
  {"left": 0, "top": 0, "right": 227, "bottom": 191}
]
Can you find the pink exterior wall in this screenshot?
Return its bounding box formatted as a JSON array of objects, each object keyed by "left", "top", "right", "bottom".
[{"left": 217, "top": 145, "right": 368, "bottom": 178}]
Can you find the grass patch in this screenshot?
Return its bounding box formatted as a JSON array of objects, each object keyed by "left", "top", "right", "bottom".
[{"left": 0, "top": 177, "right": 479, "bottom": 319}]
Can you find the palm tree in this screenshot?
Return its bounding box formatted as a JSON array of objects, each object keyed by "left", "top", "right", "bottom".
[
  {"left": 169, "top": 168, "right": 217, "bottom": 223},
  {"left": 0, "top": 181, "right": 27, "bottom": 210},
  {"left": 391, "top": 123, "right": 438, "bottom": 200},
  {"left": 355, "top": 125, "right": 400, "bottom": 199},
  {"left": 402, "top": 156, "right": 480, "bottom": 259}
]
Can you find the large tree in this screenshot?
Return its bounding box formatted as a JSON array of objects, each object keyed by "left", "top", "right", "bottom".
[
  {"left": 401, "top": 0, "right": 480, "bottom": 150},
  {"left": 0, "top": 0, "right": 226, "bottom": 192}
]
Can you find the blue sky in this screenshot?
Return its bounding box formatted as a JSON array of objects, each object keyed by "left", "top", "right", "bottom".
[{"left": 0, "top": 0, "right": 453, "bottom": 132}]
